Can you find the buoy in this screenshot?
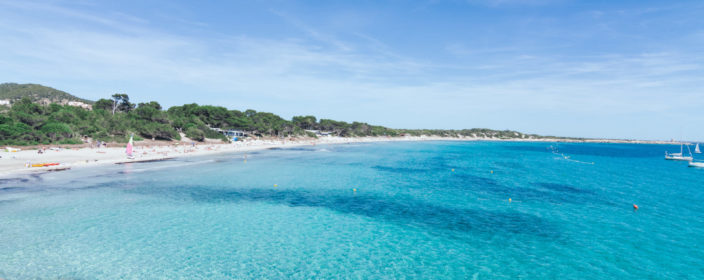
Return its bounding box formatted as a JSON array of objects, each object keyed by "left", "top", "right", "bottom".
[
  {"left": 274, "top": 184, "right": 278, "bottom": 187},
  {"left": 509, "top": 198, "right": 512, "bottom": 203},
  {"left": 451, "top": 169, "right": 455, "bottom": 172},
  {"left": 633, "top": 204, "right": 638, "bottom": 210},
  {"left": 491, "top": 170, "right": 494, "bottom": 174},
  {"left": 353, "top": 188, "right": 357, "bottom": 192}
]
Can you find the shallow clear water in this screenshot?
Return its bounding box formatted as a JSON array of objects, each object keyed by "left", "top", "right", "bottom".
[{"left": 1, "top": 141, "right": 703, "bottom": 279}]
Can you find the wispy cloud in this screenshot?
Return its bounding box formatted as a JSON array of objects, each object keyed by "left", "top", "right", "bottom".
[
  {"left": 270, "top": 10, "right": 354, "bottom": 52},
  {"left": 0, "top": 0, "right": 703, "bottom": 140}
]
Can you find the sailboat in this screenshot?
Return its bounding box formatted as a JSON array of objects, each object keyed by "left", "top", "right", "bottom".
[
  {"left": 665, "top": 142, "right": 693, "bottom": 161},
  {"left": 692, "top": 143, "right": 704, "bottom": 167},
  {"left": 126, "top": 134, "right": 134, "bottom": 159}
]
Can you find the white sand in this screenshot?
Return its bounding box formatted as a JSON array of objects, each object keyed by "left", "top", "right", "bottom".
[
  {"left": 0, "top": 135, "right": 675, "bottom": 178},
  {"left": 0, "top": 136, "right": 416, "bottom": 177}
]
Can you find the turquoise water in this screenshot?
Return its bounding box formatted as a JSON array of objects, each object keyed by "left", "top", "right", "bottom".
[{"left": 1, "top": 141, "right": 703, "bottom": 279}]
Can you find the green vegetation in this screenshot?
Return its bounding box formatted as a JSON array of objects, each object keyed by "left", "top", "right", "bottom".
[
  {"left": 0, "top": 83, "right": 93, "bottom": 104},
  {"left": 0, "top": 84, "right": 543, "bottom": 146}
]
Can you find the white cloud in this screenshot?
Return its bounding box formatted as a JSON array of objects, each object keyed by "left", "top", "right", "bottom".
[{"left": 0, "top": 1, "right": 703, "bottom": 140}]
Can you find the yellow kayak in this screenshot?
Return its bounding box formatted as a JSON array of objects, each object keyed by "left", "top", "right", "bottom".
[{"left": 30, "top": 163, "right": 60, "bottom": 167}]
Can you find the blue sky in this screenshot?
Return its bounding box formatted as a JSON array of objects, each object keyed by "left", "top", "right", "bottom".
[{"left": 1, "top": 0, "right": 703, "bottom": 140}]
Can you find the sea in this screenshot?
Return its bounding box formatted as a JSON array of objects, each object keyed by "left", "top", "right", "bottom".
[{"left": 0, "top": 141, "right": 702, "bottom": 279}]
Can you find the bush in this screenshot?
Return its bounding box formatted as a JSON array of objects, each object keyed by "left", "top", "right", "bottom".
[
  {"left": 185, "top": 127, "right": 205, "bottom": 141},
  {"left": 40, "top": 122, "right": 73, "bottom": 141}
]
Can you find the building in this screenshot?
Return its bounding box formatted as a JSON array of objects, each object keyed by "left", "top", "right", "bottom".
[
  {"left": 207, "top": 126, "right": 247, "bottom": 139},
  {"left": 0, "top": 99, "right": 10, "bottom": 106},
  {"left": 224, "top": 130, "right": 246, "bottom": 138},
  {"left": 305, "top": 129, "right": 333, "bottom": 136},
  {"left": 67, "top": 101, "right": 92, "bottom": 110}
]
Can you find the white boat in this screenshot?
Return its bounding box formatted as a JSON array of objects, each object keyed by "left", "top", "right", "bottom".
[
  {"left": 4, "top": 146, "right": 20, "bottom": 152},
  {"left": 689, "top": 161, "right": 704, "bottom": 168},
  {"left": 665, "top": 143, "right": 693, "bottom": 161},
  {"left": 695, "top": 143, "right": 701, "bottom": 154}
]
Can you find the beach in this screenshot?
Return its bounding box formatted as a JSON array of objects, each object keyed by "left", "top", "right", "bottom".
[
  {"left": 0, "top": 136, "right": 680, "bottom": 178},
  {"left": 0, "top": 136, "right": 428, "bottom": 177},
  {"left": 0, "top": 137, "right": 347, "bottom": 177}
]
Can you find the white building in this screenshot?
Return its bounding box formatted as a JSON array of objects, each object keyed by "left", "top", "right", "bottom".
[
  {"left": 305, "top": 129, "right": 332, "bottom": 136},
  {"left": 67, "top": 101, "right": 92, "bottom": 110},
  {"left": 224, "top": 130, "right": 246, "bottom": 137},
  {"left": 0, "top": 99, "right": 10, "bottom": 106}
]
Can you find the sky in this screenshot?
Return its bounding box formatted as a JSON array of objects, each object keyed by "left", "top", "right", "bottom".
[{"left": 0, "top": 0, "right": 702, "bottom": 140}]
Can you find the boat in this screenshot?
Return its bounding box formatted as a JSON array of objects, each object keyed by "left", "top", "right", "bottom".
[
  {"left": 126, "top": 134, "right": 135, "bottom": 159},
  {"left": 696, "top": 143, "right": 701, "bottom": 154},
  {"left": 5, "top": 146, "right": 20, "bottom": 152},
  {"left": 30, "top": 163, "right": 60, "bottom": 167},
  {"left": 665, "top": 143, "right": 693, "bottom": 161},
  {"left": 689, "top": 161, "right": 704, "bottom": 168}
]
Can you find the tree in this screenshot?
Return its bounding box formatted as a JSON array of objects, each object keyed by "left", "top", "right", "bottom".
[
  {"left": 137, "top": 121, "right": 177, "bottom": 140},
  {"left": 292, "top": 115, "right": 317, "bottom": 130},
  {"left": 111, "top": 93, "right": 134, "bottom": 115},
  {"left": 135, "top": 101, "right": 167, "bottom": 122},
  {"left": 41, "top": 122, "right": 73, "bottom": 141},
  {"left": 0, "top": 91, "right": 534, "bottom": 146},
  {"left": 0, "top": 122, "right": 32, "bottom": 140},
  {"left": 225, "top": 110, "right": 253, "bottom": 131},
  {"left": 10, "top": 97, "right": 46, "bottom": 128},
  {"left": 93, "top": 98, "right": 113, "bottom": 111},
  {"left": 185, "top": 126, "right": 205, "bottom": 141}
]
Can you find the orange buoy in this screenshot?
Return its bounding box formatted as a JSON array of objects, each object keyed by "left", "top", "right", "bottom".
[{"left": 633, "top": 204, "right": 638, "bottom": 210}]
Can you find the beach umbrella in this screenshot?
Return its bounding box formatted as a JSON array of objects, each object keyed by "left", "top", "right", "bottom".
[{"left": 126, "top": 134, "right": 133, "bottom": 157}]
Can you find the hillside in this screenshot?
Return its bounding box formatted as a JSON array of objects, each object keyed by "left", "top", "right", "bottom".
[
  {"left": 0, "top": 83, "right": 93, "bottom": 105},
  {"left": 0, "top": 83, "right": 554, "bottom": 146}
]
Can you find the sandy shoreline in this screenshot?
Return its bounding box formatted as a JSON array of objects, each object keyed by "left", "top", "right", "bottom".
[
  {"left": 0, "top": 136, "right": 407, "bottom": 178},
  {"left": 0, "top": 136, "right": 679, "bottom": 178}
]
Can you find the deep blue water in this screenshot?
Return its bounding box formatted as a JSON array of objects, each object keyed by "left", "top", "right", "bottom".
[{"left": 1, "top": 141, "right": 703, "bottom": 279}]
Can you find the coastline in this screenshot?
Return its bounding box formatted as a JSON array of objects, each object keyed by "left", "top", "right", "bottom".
[{"left": 0, "top": 136, "right": 678, "bottom": 179}]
